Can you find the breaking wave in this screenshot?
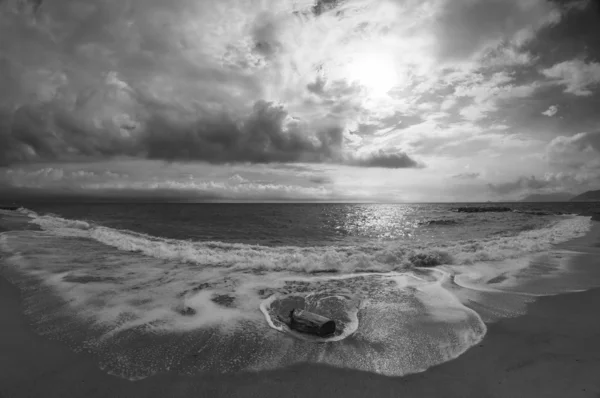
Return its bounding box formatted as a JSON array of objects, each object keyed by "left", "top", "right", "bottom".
[{"left": 27, "top": 211, "right": 592, "bottom": 274}]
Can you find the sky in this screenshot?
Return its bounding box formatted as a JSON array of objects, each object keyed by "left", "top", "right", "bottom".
[{"left": 1, "top": 0, "right": 600, "bottom": 202}]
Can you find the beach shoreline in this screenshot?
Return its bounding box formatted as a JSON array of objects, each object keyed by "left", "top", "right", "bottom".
[
  {"left": 2, "top": 261, "right": 600, "bottom": 398},
  {"left": 1, "top": 211, "right": 600, "bottom": 397}
]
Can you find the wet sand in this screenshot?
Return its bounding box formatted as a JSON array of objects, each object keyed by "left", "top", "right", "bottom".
[
  {"left": 2, "top": 214, "right": 600, "bottom": 397},
  {"left": 1, "top": 267, "right": 600, "bottom": 398}
]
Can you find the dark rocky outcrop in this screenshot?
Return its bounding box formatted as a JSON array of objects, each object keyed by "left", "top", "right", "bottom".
[
  {"left": 422, "top": 219, "right": 459, "bottom": 226},
  {"left": 452, "top": 206, "right": 513, "bottom": 213}
]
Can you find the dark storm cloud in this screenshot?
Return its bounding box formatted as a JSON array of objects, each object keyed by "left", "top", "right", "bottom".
[
  {"left": 0, "top": 97, "right": 420, "bottom": 169},
  {"left": 144, "top": 100, "right": 344, "bottom": 164},
  {"left": 0, "top": 99, "right": 339, "bottom": 165},
  {"left": 0, "top": 102, "right": 138, "bottom": 165},
  {"left": 352, "top": 150, "right": 421, "bottom": 169},
  {"left": 0, "top": 0, "right": 428, "bottom": 170},
  {"left": 3, "top": 0, "right": 593, "bottom": 183}
]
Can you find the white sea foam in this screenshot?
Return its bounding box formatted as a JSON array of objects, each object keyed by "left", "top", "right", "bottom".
[
  {"left": 0, "top": 228, "right": 489, "bottom": 379},
  {"left": 0, "top": 208, "right": 596, "bottom": 380},
  {"left": 26, "top": 211, "right": 593, "bottom": 274},
  {"left": 17, "top": 207, "right": 38, "bottom": 217},
  {"left": 30, "top": 213, "right": 92, "bottom": 233}
]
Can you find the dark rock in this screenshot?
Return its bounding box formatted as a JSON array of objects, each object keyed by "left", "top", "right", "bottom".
[
  {"left": 452, "top": 206, "right": 513, "bottom": 213},
  {"left": 286, "top": 309, "right": 336, "bottom": 337},
  {"left": 423, "top": 219, "right": 459, "bottom": 226}
]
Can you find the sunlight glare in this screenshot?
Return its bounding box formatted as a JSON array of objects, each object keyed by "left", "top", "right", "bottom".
[{"left": 345, "top": 53, "right": 399, "bottom": 94}]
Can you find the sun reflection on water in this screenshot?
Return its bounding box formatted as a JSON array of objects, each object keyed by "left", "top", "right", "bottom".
[{"left": 326, "top": 204, "right": 422, "bottom": 241}]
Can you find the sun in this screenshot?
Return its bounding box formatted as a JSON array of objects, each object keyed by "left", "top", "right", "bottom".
[{"left": 345, "top": 53, "right": 399, "bottom": 95}]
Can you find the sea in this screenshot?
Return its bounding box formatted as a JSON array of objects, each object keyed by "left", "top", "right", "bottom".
[{"left": 1, "top": 202, "right": 600, "bottom": 380}]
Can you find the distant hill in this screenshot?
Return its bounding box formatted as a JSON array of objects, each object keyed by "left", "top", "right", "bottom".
[
  {"left": 520, "top": 192, "right": 575, "bottom": 202},
  {"left": 570, "top": 190, "right": 600, "bottom": 202}
]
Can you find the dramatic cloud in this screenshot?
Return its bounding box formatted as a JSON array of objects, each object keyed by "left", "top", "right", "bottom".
[
  {"left": 143, "top": 100, "right": 345, "bottom": 164},
  {"left": 1, "top": 0, "right": 600, "bottom": 200}
]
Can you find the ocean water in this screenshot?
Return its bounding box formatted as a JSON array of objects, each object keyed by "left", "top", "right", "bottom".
[{"left": 1, "top": 202, "right": 600, "bottom": 380}]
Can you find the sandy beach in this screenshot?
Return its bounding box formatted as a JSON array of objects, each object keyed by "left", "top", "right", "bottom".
[
  {"left": 2, "top": 0, "right": 600, "bottom": 393},
  {"left": 2, "top": 251, "right": 600, "bottom": 398}
]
